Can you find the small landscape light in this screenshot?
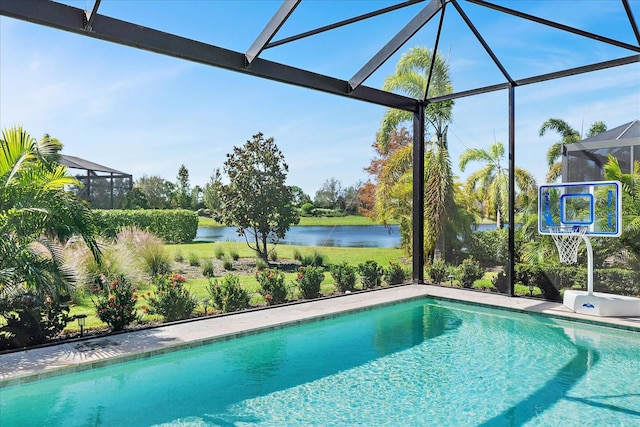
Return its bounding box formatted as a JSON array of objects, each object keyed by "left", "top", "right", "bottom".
[
  {"left": 448, "top": 274, "right": 454, "bottom": 287},
  {"left": 201, "top": 298, "right": 210, "bottom": 315},
  {"left": 76, "top": 314, "right": 87, "bottom": 337}
]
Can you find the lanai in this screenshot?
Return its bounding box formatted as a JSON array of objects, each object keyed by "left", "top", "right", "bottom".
[{"left": 2, "top": 0, "right": 639, "bottom": 294}]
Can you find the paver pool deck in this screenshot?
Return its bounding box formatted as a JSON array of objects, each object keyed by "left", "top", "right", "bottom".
[{"left": 2, "top": 284, "right": 639, "bottom": 387}]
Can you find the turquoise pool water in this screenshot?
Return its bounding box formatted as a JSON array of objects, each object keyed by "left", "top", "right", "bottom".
[{"left": 1, "top": 299, "right": 639, "bottom": 426}]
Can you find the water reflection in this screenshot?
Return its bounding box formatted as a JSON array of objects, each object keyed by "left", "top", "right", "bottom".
[{"left": 196, "top": 225, "right": 401, "bottom": 248}]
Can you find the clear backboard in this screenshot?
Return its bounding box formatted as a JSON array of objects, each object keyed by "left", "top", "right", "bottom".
[{"left": 538, "top": 180, "right": 622, "bottom": 237}]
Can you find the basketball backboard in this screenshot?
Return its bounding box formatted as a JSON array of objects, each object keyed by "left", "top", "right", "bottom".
[{"left": 538, "top": 181, "right": 622, "bottom": 237}]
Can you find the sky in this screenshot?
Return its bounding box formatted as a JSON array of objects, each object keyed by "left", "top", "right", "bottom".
[{"left": 1, "top": 1, "right": 639, "bottom": 198}]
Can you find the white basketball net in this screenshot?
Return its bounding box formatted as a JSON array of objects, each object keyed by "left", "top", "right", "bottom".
[{"left": 549, "top": 226, "right": 587, "bottom": 264}]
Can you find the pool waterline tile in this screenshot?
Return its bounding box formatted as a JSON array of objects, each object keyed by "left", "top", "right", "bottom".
[{"left": 1, "top": 284, "right": 638, "bottom": 388}]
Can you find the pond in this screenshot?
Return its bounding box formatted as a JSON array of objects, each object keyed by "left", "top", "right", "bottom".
[
  {"left": 195, "top": 223, "right": 504, "bottom": 248},
  {"left": 195, "top": 225, "right": 401, "bottom": 248}
]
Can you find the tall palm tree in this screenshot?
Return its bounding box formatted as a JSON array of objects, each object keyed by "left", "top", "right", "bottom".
[
  {"left": 459, "top": 141, "right": 536, "bottom": 229},
  {"left": 539, "top": 118, "right": 606, "bottom": 182},
  {"left": 374, "top": 46, "right": 458, "bottom": 260}
]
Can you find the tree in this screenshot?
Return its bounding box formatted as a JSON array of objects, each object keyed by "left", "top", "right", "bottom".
[
  {"left": 0, "top": 126, "right": 101, "bottom": 347},
  {"left": 373, "top": 46, "right": 459, "bottom": 260},
  {"left": 213, "top": 132, "right": 299, "bottom": 261},
  {"left": 174, "top": 164, "right": 191, "bottom": 209},
  {"left": 604, "top": 154, "right": 640, "bottom": 260},
  {"left": 289, "top": 185, "right": 311, "bottom": 207},
  {"left": 122, "top": 187, "right": 150, "bottom": 209},
  {"left": 459, "top": 141, "right": 537, "bottom": 228},
  {"left": 539, "top": 118, "right": 606, "bottom": 182},
  {"left": 314, "top": 178, "right": 342, "bottom": 209},
  {"left": 203, "top": 174, "right": 222, "bottom": 213},
  {"left": 135, "top": 175, "right": 174, "bottom": 209}
]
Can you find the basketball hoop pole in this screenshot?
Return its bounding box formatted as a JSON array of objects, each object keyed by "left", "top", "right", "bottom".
[{"left": 582, "top": 234, "right": 594, "bottom": 296}]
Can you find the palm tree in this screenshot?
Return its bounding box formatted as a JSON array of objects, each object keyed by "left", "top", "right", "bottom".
[
  {"left": 374, "top": 46, "right": 459, "bottom": 260},
  {"left": 1, "top": 126, "right": 101, "bottom": 347},
  {"left": 604, "top": 154, "right": 640, "bottom": 260},
  {"left": 539, "top": 118, "right": 606, "bottom": 182},
  {"left": 459, "top": 141, "right": 536, "bottom": 229}
]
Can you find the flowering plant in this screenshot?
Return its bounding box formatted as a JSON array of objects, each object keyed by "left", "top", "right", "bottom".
[
  {"left": 255, "top": 268, "right": 288, "bottom": 305},
  {"left": 207, "top": 274, "right": 250, "bottom": 313},
  {"left": 296, "top": 266, "right": 324, "bottom": 299},
  {"left": 92, "top": 275, "right": 139, "bottom": 331},
  {"left": 144, "top": 274, "right": 196, "bottom": 321},
  {"left": 358, "top": 260, "right": 383, "bottom": 289}
]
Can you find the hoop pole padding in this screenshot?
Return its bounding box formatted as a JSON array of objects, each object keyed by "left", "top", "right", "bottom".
[{"left": 582, "top": 234, "right": 593, "bottom": 296}]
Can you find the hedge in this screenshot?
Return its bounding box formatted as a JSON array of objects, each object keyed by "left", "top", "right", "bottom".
[
  {"left": 93, "top": 209, "right": 198, "bottom": 243},
  {"left": 514, "top": 264, "right": 640, "bottom": 300}
]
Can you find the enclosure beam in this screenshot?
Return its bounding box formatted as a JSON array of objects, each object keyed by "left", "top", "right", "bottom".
[
  {"left": 349, "top": 0, "right": 442, "bottom": 91},
  {"left": 412, "top": 103, "right": 426, "bottom": 284},
  {"left": 507, "top": 84, "right": 515, "bottom": 297},
  {"left": 267, "top": 0, "right": 424, "bottom": 49},
  {"left": 0, "top": 0, "right": 418, "bottom": 112},
  {"left": 245, "top": 0, "right": 300, "bottom": 64}
]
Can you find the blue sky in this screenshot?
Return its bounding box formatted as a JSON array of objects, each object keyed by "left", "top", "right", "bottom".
[{"left": 1, "top": 1, "right": 639, "bottom": 197}]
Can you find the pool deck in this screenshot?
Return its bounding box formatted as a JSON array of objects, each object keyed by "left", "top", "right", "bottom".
[{"left": 2, "top": 284, "right": 640, "bottom": 387}]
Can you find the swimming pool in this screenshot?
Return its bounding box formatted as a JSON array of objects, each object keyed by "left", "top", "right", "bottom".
[{"left": 1, "top": 298, "right": 639, "bottom": 426}]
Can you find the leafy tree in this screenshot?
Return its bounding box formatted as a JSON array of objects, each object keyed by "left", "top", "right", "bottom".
[
  {"left": 135, "top": 175, "right": 174, "bottom": 209},
  {"left": 203, "top": 174, "right": 222, "bottom": 213},
  {"left": 338, "top": 182, "right": 362, "bottom": 213},
  {"left": 289, "top": 185, "right": 311, "bottom": 207},
  {"left": 373, "top": 46, "right": 462, "bottom": 260},
  {"left": 459, "top": 141, "right": 536, "bottom": 228},
  {"left": 122, "top": 187, "right": 150, "bottom": 209},
  {"left": 314, "top": 178, "right": 342, "bottom": 209},
  {"left": 212, "top": 132, "right": 299, "bottom": 261},
  {"left": 174, "top": 164, "right": 192, "bottom": 209},
  {"left": 539, "top": 118, "right": 606, "bottom": 182}
]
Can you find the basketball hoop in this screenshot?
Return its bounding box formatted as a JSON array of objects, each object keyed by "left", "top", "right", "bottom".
[{"left": 549, "top": 226, "right": 587, "bottom": 264}]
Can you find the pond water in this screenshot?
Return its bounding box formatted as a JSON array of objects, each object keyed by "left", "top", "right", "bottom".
[
  {"left": 195, "top": 223, "right": 502, "bottom": 248},
  {"left": 195, "top": 225, "right": 401, "bottom": 248}
]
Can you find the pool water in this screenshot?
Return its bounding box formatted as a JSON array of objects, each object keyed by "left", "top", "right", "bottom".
[{"left": 1, "top": 299, "right": 639, "bottom": 426}]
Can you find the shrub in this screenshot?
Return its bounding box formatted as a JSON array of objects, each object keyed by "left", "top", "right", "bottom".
[
  {"left": 457, "top": 257, "right": 484, "bottom": 288},
  {"left": 300, "top": 203, "right": 315, "bottom": 216},
  {"left": 214, "top": 245, "right": 225, "bottom": 260},
  {"left": 174, "top": 251, "right": 184, "bottom": 263},
  {"left": 358, "top": 260, "right": 383, "bottom": 289},
  {"left": 384, "top": 261, "right": 409, "bottom": 285},
  {"left": 144, "top": 274, "right": 197, "bottom": 322},
  {"left": 223, "top": 258, "right": 233, "bottom": 270},
  {"left": 301, "top": 251, "right": 325, "bottom": 267},
  {"left": 202, "top": 259, "right": 215, "bottom": 278},
  {"left": 229, "top": 249, "right": 240, "bottom": 261},
  {"left": 256, "top": 268, "right": 288, "bottom": 305},
  {"left": 467, "top": 228, "right": 509, "bottom": 265},
  {"left": 92, "top": 275, "right": 140, "bottom": 331},
  {"left": 0, "top": 293, "right": 72, "bottom": 350},
  {"left": 293, "top": 248, "right": 302, "bottom": 261},
  {"left": 93, "top": 209, "right": 198, "bottom": 243},
  {"left": 296, "top": 266, "right": 324, "bottom": 299},
  {"left": 255, "top": 257, "right": 268, "bottom": 271},
  {"left": 116, "top": 228, "right": 172, "bottom": 278},
  {"left": 269, "top": 250, "right": 278, "bottom": 262},
  {"left": 514, "top": 264, "right": 561, "bottom": 301},
  {"left": 188, "top": 253, "right": 200, "bottom": 267},
  {"left": 427, "top": 258, "right": 448, "bottom": 284},
  {"left": 207, "top": 274, "right": 251, "bottom": 313},
  {"left": 330, "top": 262, "right": 357, "bottom": 292},
  {"left": 492, "top": 269, "right": 509, "bottom": 293}
]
